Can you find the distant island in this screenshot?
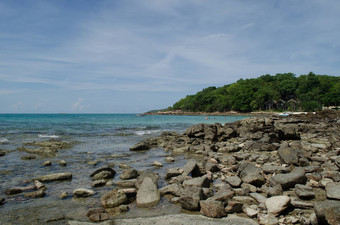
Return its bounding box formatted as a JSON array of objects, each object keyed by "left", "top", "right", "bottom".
[{"left": 153, "top": 72, "right": 339, "bottom": 114}]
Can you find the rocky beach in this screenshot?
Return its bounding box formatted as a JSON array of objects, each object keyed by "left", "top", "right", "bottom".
[{"left": 1, "top": 111, "right": 340, "bottom": 225}]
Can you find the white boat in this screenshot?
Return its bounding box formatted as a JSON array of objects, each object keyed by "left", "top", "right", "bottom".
[{"left": 278, "top": 112, "right": 290, "bottom": 116}]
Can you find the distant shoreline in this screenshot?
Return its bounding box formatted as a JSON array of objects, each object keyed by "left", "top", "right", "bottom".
[{"left": 142, "top": 110, "right": 280, "bottom": 117}]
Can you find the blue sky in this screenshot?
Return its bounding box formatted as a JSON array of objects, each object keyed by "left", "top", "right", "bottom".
[{"left": 0, "top": 0, "right": 339, "bottom": 113}]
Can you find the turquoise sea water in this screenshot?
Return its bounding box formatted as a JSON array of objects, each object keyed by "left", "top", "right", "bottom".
[{"left": 0, "top": 114, "right": 248, "bottom": 223}]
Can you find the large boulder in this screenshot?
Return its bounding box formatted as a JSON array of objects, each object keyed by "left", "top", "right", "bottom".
[
  {"left": 119, "top": 169, "right": 138, "bottom": 180},
  {"left": 178, "top": 186, "right": 204, "bottom": 211},
  {"left": 270, "top": 167, "right": 306, "bottom": 189},
  {"left": 136, "top": 177, "right": 160, "bottom": 207},
  {"left": 314, "top": 200, "right": 340, "bottom": 225}
]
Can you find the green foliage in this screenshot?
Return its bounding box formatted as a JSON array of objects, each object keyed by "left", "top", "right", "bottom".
[{"left": 172, "top": 73, "right": 339, "bottom": 112}]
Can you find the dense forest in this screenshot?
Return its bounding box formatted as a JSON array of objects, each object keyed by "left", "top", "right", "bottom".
[{"left": 171, "top": 72, "right": 340, "bottom": 112}]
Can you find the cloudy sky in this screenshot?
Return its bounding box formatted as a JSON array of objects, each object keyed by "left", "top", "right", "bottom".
[{"left": 0, "top": 0, "right": 339, "bottom": 113}]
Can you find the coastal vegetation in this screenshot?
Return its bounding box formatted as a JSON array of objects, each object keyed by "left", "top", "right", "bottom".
[{"left": 171, "top": 72, "right": 340, "bottom": 112}]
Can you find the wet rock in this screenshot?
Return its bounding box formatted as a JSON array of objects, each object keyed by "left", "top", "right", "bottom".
[
  {"left": 86, "top": 161, "right": 99, "bottom": 166},
  {"left": 130, "top": 141, "right": 152, "bottom": 151},
  {"left": 101, "top": 188, "right": 128, "bottom": 208},
  {"left": 60, "top": 192, "right": 69, "bottom": 199},
  {"left": 21, "top": 155, "right": 36, "bottom": 160},
  {"left": 118, "top": 163, "right": 131, "bottom": 169},
  {"left": 270, "top": 167, "right": 306, "bottom": 189},
  {"left": 226, "top": 176, "right": 242, "bottom": 187},
  {"left": 34, "top": 180, "right": 46, "bottom": 190},
  {"left": 165, "top": 167, "right": 183, "bottom": 180},
  {"left": 183, "top": 176, "right": 210, "bottom": 188},
  {"left": 238, "top": 162, "right": 265, "bottom": 187},
  {"left": 136, "top": 177, "right": 160, "bottom": 207},
  {"left": 165, "top": 157, "right": 175, "bottom": 162},
  {"left": 18, "top": 140, "right": 71, "bottom": 157},
  {"left": 265, "top": 195, "right": 291, "bottom": 215},
  {"left": 295, "top": 184, "right": 315, "bottom": 199},
  {"left": 73, "top": 188, "right": 95, "bottom": 198},
  {"left": 152, "top": 161, "right": 163, "bottom": 167},
  {"left": 87, "top": 208, "right": 109, "bottom": 222},
  {"left": 0, "top": 150, "right": 6, "bottom": 157},
  {"left": 314, "top": 200, "right": 340, "bottom": 225},
  {"left": 120, "top": 188, "right": 137, "bottom": 196},
  {"left": 0, "top": 197, "right": 5, "bottom": 205},
  {"left": 178, "top": 185, "right": 204, "bottom": 211},
  {"left": 120, "top": 169, "right": 139, "bottom": 180},
  {"left": 24, "top": 189, "right": 46, "bottom": 198},
  {"left": 36, "top": 172, "right": 72, "bottom": 182},
  {"left": 200, "top": 200, "right": 227, "bottom": 218},
  {"left": 90, "top": 167, "right": 116, "bottom": 181},
  {"left": 325, "top": 182, "right": 340, "bottom": 200},
  {"left": 115, "top": 179, "right": 137, "bottom": 188},
  {"left": 43, "top": 160, "right": 52, "bottom": 166},
  {"left": 92, "top": 179, "right": 109, "bottom": 188},
  {"left": 119, "top": 205, "right": 129, "bottom": 213},
  {"left": 6, "top": 185, "right": 35, "bottom": 195},
  {"left": 225, "top": 200, "right": 243, "bottom": 213},
  {"left": 59, "top": 160, "right": 67, "bottom": 166},
  {"left": 136, "top": 171, "right": 159, "bottom": 189},
  {"left": 159, "top": 184, "right": 182, "bottom": 196}
]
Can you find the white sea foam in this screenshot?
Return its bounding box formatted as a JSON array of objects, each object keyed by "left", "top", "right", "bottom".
[
  {"left": 135, "top": 130, "right": 161, "bottom": 136},
  {"left": 0, "top": 138, "right": 9, "bottom": 144},
  {"left": 38, "top": 134, "right": 60, "bottom": 139}
]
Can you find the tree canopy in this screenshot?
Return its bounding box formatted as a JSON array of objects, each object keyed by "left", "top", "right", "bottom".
[{"left": 172, "top": 73, "right": 340, "bottom": 112}]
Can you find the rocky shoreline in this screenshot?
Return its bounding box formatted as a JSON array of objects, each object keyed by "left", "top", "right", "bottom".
[{"left": 2, "top": 110, "right": 340, "bottom": 224}]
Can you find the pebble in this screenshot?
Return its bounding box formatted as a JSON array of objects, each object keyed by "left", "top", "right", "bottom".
[
  {"left": 43, "top": 161, "right": 52, "bottom": 166},
  {"left": 59, "top": 160, "right": 67, "bottom": 166},
  {"left": 152, "top": 161, "right": 163, "bottom": 167}
]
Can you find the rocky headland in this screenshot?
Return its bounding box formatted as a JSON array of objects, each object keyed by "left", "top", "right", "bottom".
[{"left": 2, "top": 110, "right": 340, "bottom": 225}]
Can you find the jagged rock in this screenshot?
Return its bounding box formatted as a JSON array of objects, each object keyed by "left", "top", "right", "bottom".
[
  {"left": 24, "top": 189, "right": 46, "bottom": 198},
  {"left": 270, "top": 167, "right": 306, "bottom": 189},
  {"left": 226, "top": 176, "right": 242, "bottom": 187},
  {"left": 90, "top": 167, "right": 116, "bottom": 181},
  {"left": 129, "top": 141, "right": 152, "bottom": 151},
  {"left": 101, "top": 188, "right": 128, "bottom": 208},
  {"left": 238, "top": 162, "right": 265, "bottom": 187},
  {"left": 73, "top": 188, "right": 95, "bottom": 198},
  {"left": 205, "top": 163, "right": 219, "bottom": 173},
  {"left": 266, "top": 185, "right": 283, "bottom": 197},
  {"left": 178, "top": 186, "right": 204, "bottom": 211},
  {"left": 165, "top": 167, "right": 183, "bottom": 179},
  {"left": 325, "top": 182, "right": 340, "bottom": 200},
  {"left": 136, "top": 171, "right": 159, "bottom": 189},
  {"left": 183, "top": 176, "right": 210, "bottom": 188},
  {"left": 208, "top": 184, "right": 235, "bottom": 202},
  {"left": 182, "top": 159, "right": 200, "bottom": 177},
  {"left": 120, "top": 169, "right": 138, "bottom": 180},
  {"left": 277, "top": 146, "right": 307, "bottom": 166},
  {"left": 18, "top": 140, "right": 71, "bottom": 157},
  {"left": 265, "top": 195, "right": 291, "bottom": 215},
  {"left": 159, "top": 184, "right": 182, "bottom": 196},
  {"left": 200, "top": 200, "right": 227, "bottom": 218},
  {"left": 136, "top": 177, "right": 160, "bottom": 207},
  {"left": 290, "top": 198, "right": 313, "bottom": 208},
  {"left": 295, "top": 184, "right": 315, "bottom": 198},
  {"left": 225, "top": 200, "right": 243, "bottom": 213},
  {"left": 314, "top": 200, "right": 340, "bottom": 225}
]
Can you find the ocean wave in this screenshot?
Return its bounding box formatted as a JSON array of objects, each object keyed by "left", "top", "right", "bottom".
[
  {"left": 38, "top": 134, "right": 60, "bottom": 139},
  {"left": 0, "top": 138, "right": 9, "bottom": 144},
  {"left": 135, "top": 130, "right": 161, "bottom": 136}
]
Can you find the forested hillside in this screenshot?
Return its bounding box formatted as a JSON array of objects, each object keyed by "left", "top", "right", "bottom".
[{"left": 172, "top": 72, "right": 340, "bottom": 112}]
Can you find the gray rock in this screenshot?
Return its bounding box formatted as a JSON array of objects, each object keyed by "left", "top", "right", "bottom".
[
  {"left": 90, "top": 167, "right": 116, "bottom": 181},
  {"left": 295, "top": 184, "right": 315, "bottom": 198},
  {"left": 325, "top": 182, "right": 340, "bottom": 200},
  {"left": 36, "top": 172, "right": 72, "bottom": 182},
  {"left": 136, "top": 177, "right": 160, "bottom": 207},
  {"left": 183, "top": 176, "right": 210, "bottom": 188},
  {"left": 262, "top": 164, "right": 289, "bottom": 174},
  {"left": 178, "top": 186, "right": 204, "bottom": 211},
  {"left": 115, "top": 179, "right": 137, "bottom": 188},
  {"left": 267, "top": 185, "right": 283, "bottom": 197},
  {"left": 258, "top": 213, "right": 279, "bottom": 225},
  {"left": 226, "top": 176, "right": 242, "bottom": 187},
  {"left": 21, "top": 155, "right": 36, "bottom": 160},
  {"left": 205, "top": 163, "right": 219, "bottom": 173},
  {"left": 73, "top": 188, "right": 95, "bottom": 198},
  {"left": 59, "top": 160, "right": 67, "bottom": 166},
  {"left": 0, "top": 150, "right": 6, "bottom": 157},
  {"left": 314, "top": 200, "right": 340, "bottom": 225},
  {"left": 24, "top": 189, "right": 46, "bottom": 198},
  {"left": 34, "top": 180, "right": 46, "bottom": 190},
  {"left": 232, "top": 196, "right": 257, "bottom": 205},
  {"left": 0, "top": 197, "right": 5, "bottom": 205},
  {"left": 243, "top": 207, "right": 258, "bottom": 218},
  {"left": 225, "top": 201, "right": 243, "bottom": 213},
  {"left": 265, "top": 195, "right": 291, "bottom": 215},
  {"left": 159, "top": 184, "right": 182, "bottom": 196},
  {"left": 290, "top": 198, "right": 313, "bottom": 208},
  {"left": 208, "top": 185, "right": 235, "bottom": 202},
  {"left": 250, "top": 193, "right": 267, "bottom": 204},
  {"left": 165, "top": 157, "right": 175, "bottom": 162},
  {"left": 60, "top": 192, "right": 69, "bottom": 199},
  {"left": 92, "top": 179, "right": 109, "bottom": 187},
  {"left": 238, "top": 162, "right": 265, "bottom": 187},
  {"left": 152, "top": 161, "right": 163, "bottom": 167},
  {"left": 120, "top": 169, "right": 139, "bottom": 180},
  {"left": 136, "top": 171, "right": 159, "bottom": 189},
  {"left": 101, "top": 188, "right": 128, "bottom": 208},
  {"left": 200, "top": 200, "right": 227, "bottom": 218},
  {"left": 43, "top": 160, "right": 52, "bottom": 166},
  {"left": 119, "top": 205, "right": 129, "bottom": 213},
  {"left": 165, "top": 167, "right": 183, "bottom": 179},
  {"left": 129, "top": 141, "right": 152, "bottom": 151},
  {"left": 270, "top": 167, "right": 306, "bottom": 189},
  {"left": 182, "top": 159, "right": 200, "bottom": 177}
]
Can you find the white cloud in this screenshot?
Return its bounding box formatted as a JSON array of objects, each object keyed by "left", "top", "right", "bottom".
[{"left": 71, "top": 98, "right": 84, "bottom": 111}]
